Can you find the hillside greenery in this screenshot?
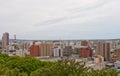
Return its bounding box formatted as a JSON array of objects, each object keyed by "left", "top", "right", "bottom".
[{"left": 0, "top": 53, "right": 118, "bottom": 76}]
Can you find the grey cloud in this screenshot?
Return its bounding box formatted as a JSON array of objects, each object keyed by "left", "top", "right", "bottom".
[
  {"left": 30, "top": 12, "right": 120, "bottom": 40},
  {"left": 69, "top": 0, "right": 112, "bottom": 13},
  {"left": 33, "top": 0, "right": 114, "bottom": 26},
  {"left": 0, "top": 0, "right": 120, "bottom": 39},
  {"left": 34, "top": 17, "right": 67, "bottom": 26},
  {"left": 33, "top": 13, "right": 86, "bottom": 26}
]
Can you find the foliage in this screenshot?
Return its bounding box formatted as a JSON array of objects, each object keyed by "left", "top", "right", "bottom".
[
  {"left": 30, "top": 60, "right": 118, "bottom": 76},
  {"left": 0, "top": 53, "right": 119, "bottom": 76},
  {"left": 0, "top": 53, "right": 54, "bottom": 75},
  {"left": 0, "top": 65, "right": 27, "bottom": 76}
]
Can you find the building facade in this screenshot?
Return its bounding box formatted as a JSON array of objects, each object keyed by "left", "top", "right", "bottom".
[
  {"left": 39, "top": 42, "right": 53, "bottom": 57},
  {"left": 80, "top": 40, "right": 93, "bottom": 58},
  {"left": 96, "top": 42, "right": 111, "bottom": 61},
  {"left": 63, "top": 46, "right": 73, "bottom": 56},
  {"left": 53, "top": 47, "right": 63, "bottom": 57},
  {"left": 2, "top": 32, "right": 9, "bottom": 48},
  {"left": 29, "top": 42, "right": 40, "bottom": 57}
]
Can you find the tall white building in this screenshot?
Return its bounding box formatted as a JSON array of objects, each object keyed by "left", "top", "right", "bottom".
[{"left": 53, "top": 47, "right": 63, "bottom": 57}]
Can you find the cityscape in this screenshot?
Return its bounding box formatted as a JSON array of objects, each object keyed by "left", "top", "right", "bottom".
[
  {"left": 1, "top": 32, "right": 120, "bottom": 72},
  {"left": 0, "top": 0, "right": 120, "bottom": 76}
]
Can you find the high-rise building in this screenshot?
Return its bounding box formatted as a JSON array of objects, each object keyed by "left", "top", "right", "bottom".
[
  {"left": 20, "top": 41, "right": 30, "bottom": 50},
  {"left": 53, "top": 47, "right": 63, "bottom": 57},
  {"left": 80, "top": 40, "right": 93, "bottom": 58},
  {"left": 96, "top": 42, "right": 111, "bottom": 61},
  {"left": 2, "top": 32, "right": 9, "bottom": 48},
  {"left": 29, "top": 42, "right": 40, "bottom": 57},
  {"left": 53, "top": 41, "right": 63, "bottom": 57},
  {"left": 39, "top": 42, "right": 53, "bottom": 57}
]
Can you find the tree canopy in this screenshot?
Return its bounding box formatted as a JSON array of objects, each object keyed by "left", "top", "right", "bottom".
[{"left": 0, "top": 53, "right": 118, "bottom": 76}]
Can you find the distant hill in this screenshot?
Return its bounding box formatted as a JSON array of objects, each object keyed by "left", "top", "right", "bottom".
[
  {"left": 0, "top": 39, "right": 30, "bottom": 42},
  {"left": 9, "top": 39, "right": 24, "bottom": 42},
  {"left": 0, "top": 38, "right": 120, "bottom": 42}
]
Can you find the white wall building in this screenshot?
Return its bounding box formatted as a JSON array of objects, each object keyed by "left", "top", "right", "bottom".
[{"left": 53, "top": 47, "right": 63, "bottom": 57}]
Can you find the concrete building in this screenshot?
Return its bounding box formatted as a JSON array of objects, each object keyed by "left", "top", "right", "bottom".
[
  {"left": 53, "top": 41, "right": 63, "bottom": 57},
  {"left": 2, "top": 32, "right": 9, "bottom": 48},
  {"left": 111, "top": 41, "right": 120, "bottom": 49},
  {"left": 96, "top": 42, "right": 111, "bottom": 61},
  {"left": 80, "top": 40, "right": 93, "bottom": 58},
  {"left": 112, "top": 45, "right": 120, "bottom": 61},
  {"left": 39, "top": 42, "right": 53, "bottom": 57},
  {"left": 53, "top": 47, "right": 63, "bottom": 57},
  {"left": 94, "top": 55, "right": 104, "bottom": 64},
  {"left": 8, "top": 45, "right": 15, "bottom": 50},
  {"left": 19, "top": 41, "right": 30, "bottom": 50},
  {"left": 16, "top": 49, "right": 29, "bottom": 57},
  {"left": 63, "top": 46, "right": 73, "bottom": 56},
  {"left": 114, "top": 61, "right": 120, "bottom": 70},
  {"left": 29, "top": 42, "right": 40, "bottom": 57}
]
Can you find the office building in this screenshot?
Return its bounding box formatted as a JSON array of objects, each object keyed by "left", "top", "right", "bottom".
[
  {"left": 80, "top": 40, "right": 93, "bottom": 58},
  {"left": 96, "top": 42, "right": 111, "bottom": 61},
  {"left": 2, "top": 32, "right": 9, "bottom": 48},
  {"left": 39, "top": 42, "right": 53, "bottom": 57},
  {"left": 53, "top": 47, "right": 63, "bottom": 57},
  {"left": 29, "top": 42, "right": 40, "bottom": 57}
]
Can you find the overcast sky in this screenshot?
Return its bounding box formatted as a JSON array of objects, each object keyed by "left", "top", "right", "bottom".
[{"left": 0, "top": 0, "right": 120, "bottom": 40}]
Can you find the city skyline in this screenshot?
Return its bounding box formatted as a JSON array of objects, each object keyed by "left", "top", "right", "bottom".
[{"left": 0, "top": 0, "right": 120, "bottom": 40}]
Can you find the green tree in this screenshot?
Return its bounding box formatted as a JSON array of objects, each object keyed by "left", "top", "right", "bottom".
[
  {"left": 30, "top": 60, "right": 118, "bottom": 76},
  {"left": 0, "top": 53, "right": 118, "bottom": 76}
]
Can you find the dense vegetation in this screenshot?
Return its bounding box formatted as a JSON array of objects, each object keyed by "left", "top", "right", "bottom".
[{"left": 0, "top": 53, "right": 118, "bottom": 76}]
